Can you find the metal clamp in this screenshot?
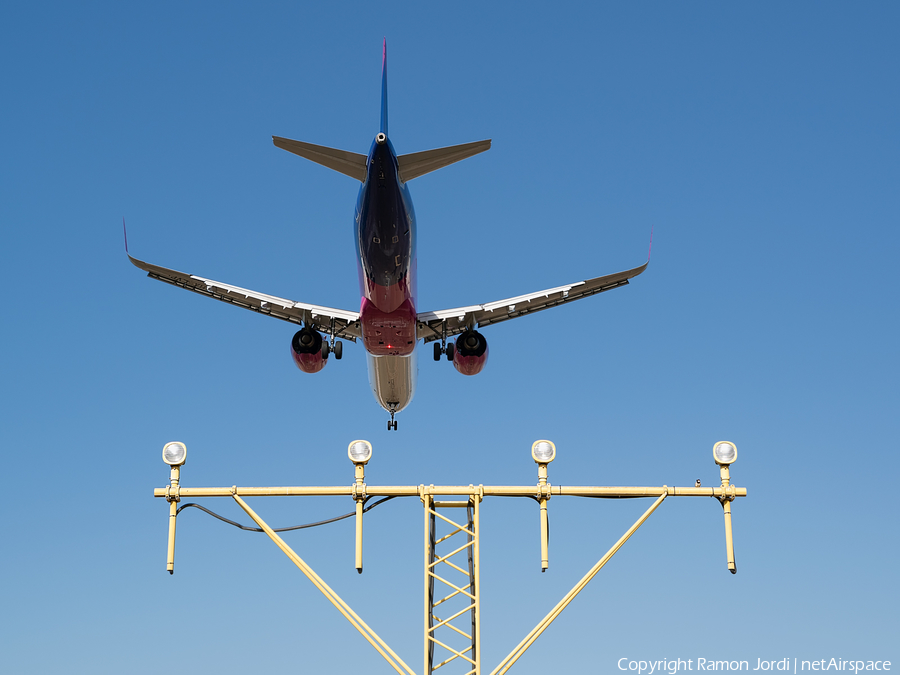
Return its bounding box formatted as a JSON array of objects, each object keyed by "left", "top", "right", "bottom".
[{"left": 351, "top": 482, "right": 368, "bottom": 501}]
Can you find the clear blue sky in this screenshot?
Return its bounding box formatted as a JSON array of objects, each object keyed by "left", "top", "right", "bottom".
[{"left": 1, "top": 2, "right": 897, "bottom": 673}]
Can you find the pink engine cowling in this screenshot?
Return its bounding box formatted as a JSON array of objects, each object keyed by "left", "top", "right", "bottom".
[
  {"left": 452, "top": 330, "right": 489, "bottom": 376},
  {"left": 290, "top": 327, "right": 327, "bottom": 373}
]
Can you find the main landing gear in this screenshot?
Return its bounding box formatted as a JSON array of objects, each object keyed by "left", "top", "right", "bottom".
[
  {"left": 323, "top": 318, "right": 343, "bottom": 360},
  {"left": 323, "top": 340, "right": 343, "bottom": 360},
  {"left": 433, "top": 341, "right": 454, "bottom": 361},
  {"left": 433, "top": 320, "right": 454, "bottom": 362}
]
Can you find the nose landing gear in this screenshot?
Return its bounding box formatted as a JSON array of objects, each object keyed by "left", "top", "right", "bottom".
[{"left": 387, "top": 407, "right": 398, "bottom": 431}]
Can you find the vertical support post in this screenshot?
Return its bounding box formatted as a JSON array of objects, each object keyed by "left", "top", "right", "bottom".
[
  {"left": 423, "top": 491, "right": 433, "bottom": 675},
  {"left": 166, "top": 499, "right": 177, "bottom": 574},
  {"left": 354, "top": 462, "right": 366, "bottom": 573},
  {"left": 719, "top": 465, "right": 736, "bottom": 574},
  {"left": 722, "top": 500, "right": 736, "bottom": 573},
  {"left": 468, "top": 503, "right": 476, "bottom": 655},
  {"left": 473, "top": 492, "right": 481, "bottom": 675},
  {"left": 537, "top": 463, "right": 549, "bottom": 572},
  {"left": 355, "top": 500, "right": 364, "bottom": 573},
  {"left": 165, "top": 465, "right": 180, "bottom": 575}
]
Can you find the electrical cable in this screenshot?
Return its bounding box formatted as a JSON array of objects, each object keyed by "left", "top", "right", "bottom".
[
  {"left": 492, "top": 494, "right": 541, "bottom": 503},
  {"left": 175, "top": 495, "right": 400, "bottom": 533},
  {"left": 577, "top": 495, "right": 646, "bottom": 498}
]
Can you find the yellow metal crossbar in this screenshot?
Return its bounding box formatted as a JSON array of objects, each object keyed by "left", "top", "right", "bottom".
[
  {"left": 431, "top": 508, "right": 476, "bottom": 534},
  {"left": 429, "top": 635, "right": 477, "bottom": 666},
  {"left": 436, "top": 527, "right": 467, "bottom": 545},
  {"left": 155, "top": 485, "right": 746, "bottom": 498},
  {"left": 432, "top": 616, "right": 473, "bottom": 640},
  {"left": 433, "top": 648, "right": 475, "bottom": 671},
  {"left": 430, "top": 605, "right": 476, "bottom": 633},
  {"left": 429, "top": 540, "right": 475, "bottom": 569},
  {"left": 428, "top": 573, "right": 476, "bottom": 600},
  {"left": 434, "top": 584, "right": 472, "bottom": 608}
]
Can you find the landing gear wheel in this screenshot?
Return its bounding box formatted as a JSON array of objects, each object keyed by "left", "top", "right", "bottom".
[
  {"left": 322, "top": 341, "right": 330, "bottom": 359},
  {"left": 387, "top": 419, "right": 398, "bottom": 431},
  {"left": 446, "top": 342, "right": 455, "bottom": 361},
  {"left": 433, "top": 342, "right": 441, "bottom": 361},
  {"left": 334, "top": 340, "right": 343, "bottom": 360}
]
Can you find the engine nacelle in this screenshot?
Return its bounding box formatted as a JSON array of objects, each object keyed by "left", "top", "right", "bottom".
[
  {"left": 290, "top": 327, "right": 327, "bottom": 373},
  {"left": 452, "top": 330, "right": 489, "bottom": 376}
]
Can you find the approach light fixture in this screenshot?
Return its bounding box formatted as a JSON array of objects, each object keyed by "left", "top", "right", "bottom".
[
  {"left": 713, "top": 441, "right": 737, "bottom": 466},
  {"left": 348, "top": 440, "right": 373, "bottom": 465},
  {"left": 162, "top": 441, "right": 187, "bottom": 466},
  {"left": 531, "top": 440, "right": 556, "bottom": 464}
]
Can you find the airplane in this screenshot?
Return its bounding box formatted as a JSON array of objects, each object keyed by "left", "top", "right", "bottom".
[{"left": 127, "top": 41, "right": 648, "bottom": 430}]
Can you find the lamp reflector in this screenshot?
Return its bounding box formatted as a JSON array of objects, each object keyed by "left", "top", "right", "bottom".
[
  {"left": 163, "top": 441, "right": 187, "bottom": 466},
  {"left": 713, "top": 441, "right": 737, "bottom": 465},
  {"left": 532, "top": 440, "right": 556, "bottom": 463},
  {"left": 348, "top": 440, "right": 373, "bottom": 464}
]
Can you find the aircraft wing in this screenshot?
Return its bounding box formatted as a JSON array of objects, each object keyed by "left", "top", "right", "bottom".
[
  {"left": 128, "top": 253, "right": 361, "bottom": 341},
  {"left": 416, "top": 261, "right": 648, "bottom": 343}
]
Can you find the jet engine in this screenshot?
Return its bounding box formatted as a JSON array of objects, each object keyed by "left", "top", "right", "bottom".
[
  {"left": 290, "top": 327, "right": 327, "bottom": 373},
  {"left": 452, "top": 329, "right": 489, "bottom": 376}
]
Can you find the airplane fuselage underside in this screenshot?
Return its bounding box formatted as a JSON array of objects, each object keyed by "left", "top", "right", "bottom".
[{"left": 356, "top": 137, "right": 418, "bottom": 413}]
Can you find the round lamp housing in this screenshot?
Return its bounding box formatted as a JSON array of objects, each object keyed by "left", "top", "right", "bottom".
[
  {"left": 348, "top": 440, "right": 373, "bottom": 465},
  {"left": 713, "top": 441, "right": 738, "bottom": 466},
  {"left": 162, "top": 441, "right": 187, "bottom": 466},
  {"left": 531, "top": 440, "right": 556, "bottom": 464}
]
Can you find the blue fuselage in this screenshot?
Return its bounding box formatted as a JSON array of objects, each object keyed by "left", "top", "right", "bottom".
[{"left": 354, "top": 135, "right": 418, "bottom": 412}]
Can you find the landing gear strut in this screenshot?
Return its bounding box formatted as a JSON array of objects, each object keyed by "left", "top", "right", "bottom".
[
  {"left": 327, "top": 318, "right": 343, "bottom": 360},
  {"left": 387, "top": 411, "right": 398, "bottom": 431},
  {"left": 432, "top": 321, "right": 454, "bottom": 362}
]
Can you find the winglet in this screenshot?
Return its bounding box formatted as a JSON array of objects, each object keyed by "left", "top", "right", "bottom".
[
  {"left": 123, "top": 218, "right": 144, "bottom": 269},
  {"left": 380, "top": 38, "right": 388, "bottom": 136}
]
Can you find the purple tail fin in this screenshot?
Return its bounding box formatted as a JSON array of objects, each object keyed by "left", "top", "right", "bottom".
[{"left": 380, "top": 39, "right": 388, "bottom": 136}]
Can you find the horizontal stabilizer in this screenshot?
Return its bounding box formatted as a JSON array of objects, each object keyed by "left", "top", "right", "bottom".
[
  {"left": 398, "top": 139, "right": 491, "bottom": 182},
  {"left": 273, "top": 136, "right": 368, "bottom": 182}
]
